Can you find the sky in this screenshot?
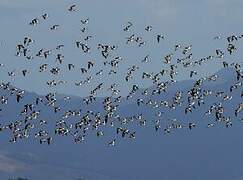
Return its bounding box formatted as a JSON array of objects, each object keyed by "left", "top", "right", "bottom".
[{"left": 0, "top": 0, "right": 243, "bottom": 97}]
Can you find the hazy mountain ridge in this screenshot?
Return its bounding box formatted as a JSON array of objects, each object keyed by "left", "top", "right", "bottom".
[{"left": 0, "top": 67, "right": 242, "bottom": 180}]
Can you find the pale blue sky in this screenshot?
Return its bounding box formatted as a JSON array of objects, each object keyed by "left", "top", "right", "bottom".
[{"left": 0, "top": 0, "right": 243, "bottom": 97}]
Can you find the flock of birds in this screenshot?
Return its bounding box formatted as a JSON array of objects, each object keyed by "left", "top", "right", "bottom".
[{"left": 0, "top": 4, "right": 243, "bottom": 146}]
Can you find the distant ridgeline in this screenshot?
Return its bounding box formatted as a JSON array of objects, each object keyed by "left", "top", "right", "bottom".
[
  {"left": 0, "top": 66, "right": 242, "bottom": 146},
  {"left": 8, "top": 178, "right": 28, "bottom": 180}
]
